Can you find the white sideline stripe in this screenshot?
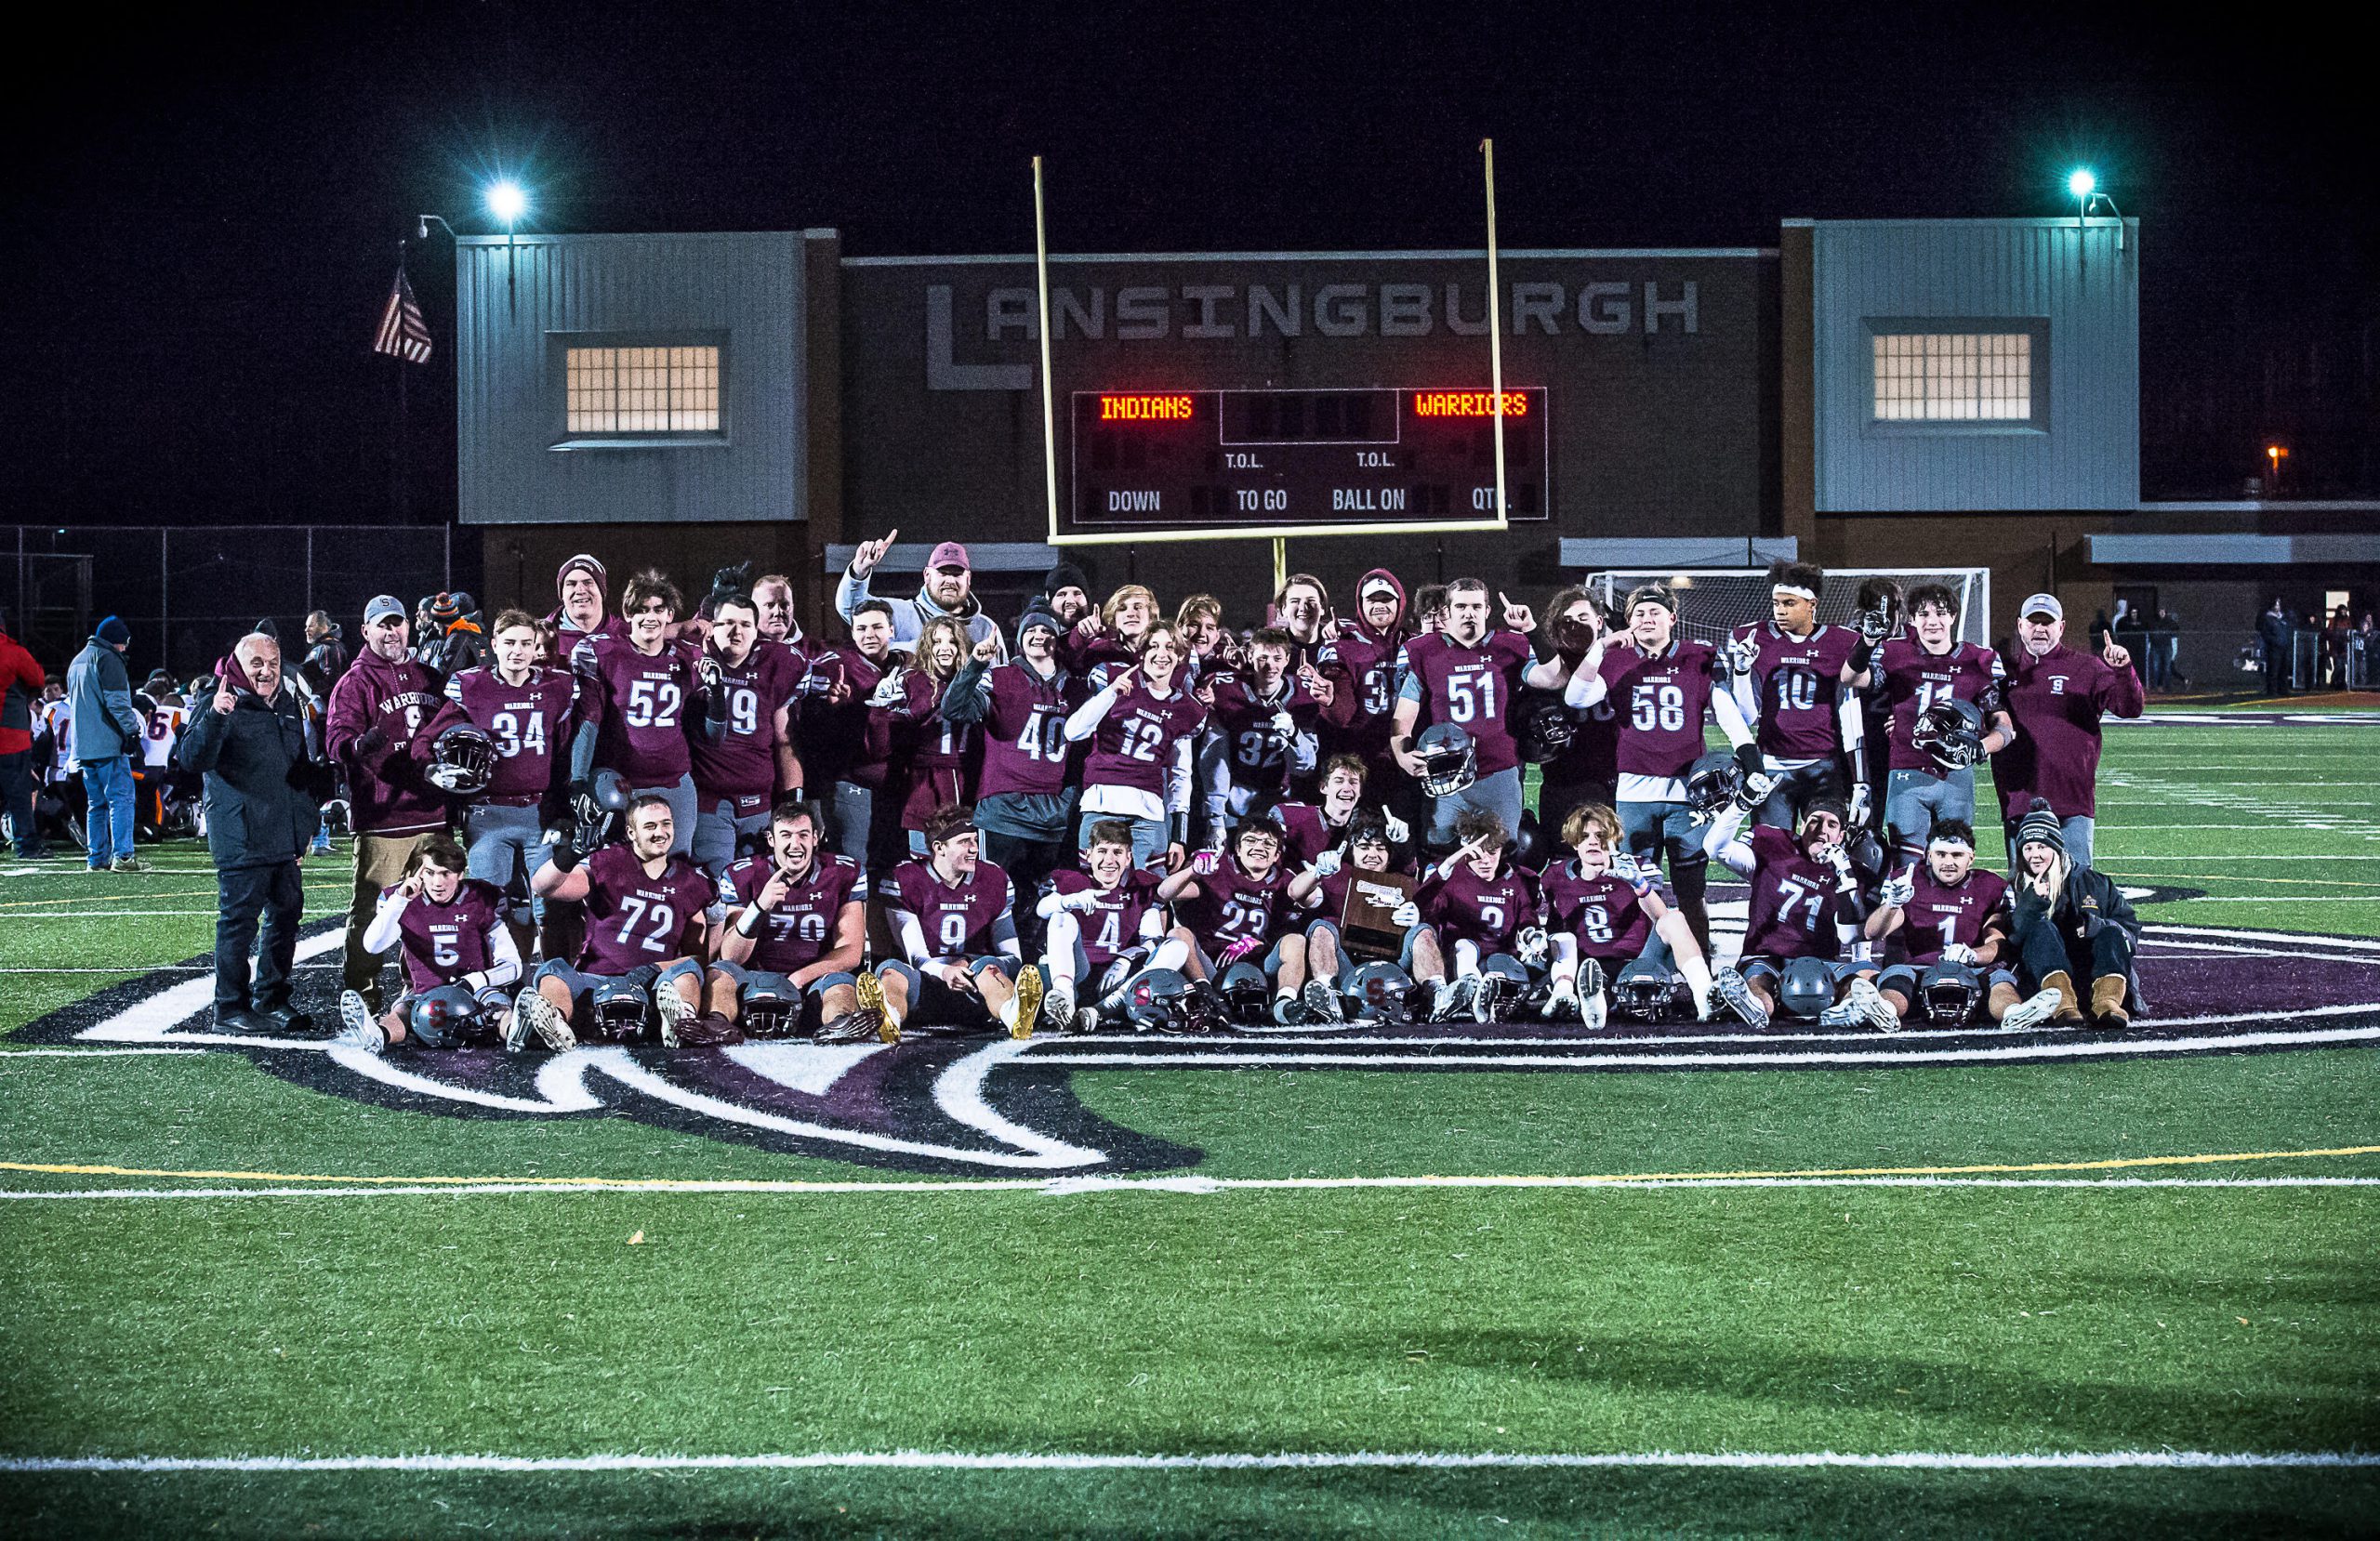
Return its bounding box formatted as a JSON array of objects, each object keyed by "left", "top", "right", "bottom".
[
  {"left": 3, "top": 1448, "right": 2374, "bottom": 1475},
  {"left": 0, "top": 1047, "right": 205, "bottom": 1058},
  {"left": 5, "top": 1176, "right": 2377, "bottom": 1201}
]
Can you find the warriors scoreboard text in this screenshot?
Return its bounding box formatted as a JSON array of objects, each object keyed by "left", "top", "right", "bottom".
[{"left": 1070, "top": 387, "right": 1551, "bottom": 529}]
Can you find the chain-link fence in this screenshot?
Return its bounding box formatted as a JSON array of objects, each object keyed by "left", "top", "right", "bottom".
[{"left": 6, "top": 526, "right": 475, "bottom": 681}]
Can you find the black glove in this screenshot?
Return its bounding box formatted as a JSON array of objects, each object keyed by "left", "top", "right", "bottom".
[
  {"left": 548, "top": 831, "right": 582, "bottom": 874},
  {"left": 1732, "top": 743, "right": 1765, "bottom": 778},
  {"left": 353, "top": 726, "right": 389, "bottom": 760}
]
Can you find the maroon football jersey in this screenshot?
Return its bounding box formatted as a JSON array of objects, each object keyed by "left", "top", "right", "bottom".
[
  {"left": 969, "top": 661, "right": 1080, "bottom": 800},
  {"left": 1418, "top": 862, "right": 1544, "bottom": 954},
  {"left": 1275, "top": 800, "right": 1365, "bottom": 870},
  {"left": 1316, "top": 858, "right": 1418, "bottom": 926},
  {"left": 1048, "top": 867, "right": 1165, "bottom": 967},
  {"left": 1597, "top": 639, "right": 1724, "bottom": 781},
  {"left": 691, "top": 641, "right": 802, "bottom": 810},
  {"left": 1398, "top": 630, "right": 1533, "bottom": 777},
  {"left": 1540, "top": 860, "right": 1661, "bottom": 963},
  {"left": 881, "top": 857, "right": 1016, "bottom": 963},
  {"left": 1082, "top": 669, "right": 1207, "bottom": 797},
  {"left": 438, "top": 665, "right": 579, "bottom": 803},
  {"left": 1738, "top": 824, "right": 1851, "bottom": 962},
  {"left": 572, "top": 634, "right": 700, "bottom": 786},
  {"left": 1315, "top": 619, "right": 1405, "bottom": 770},
  {"left": 1204, "top": 670, "right": 1321, "bottom": 803},
  {"left": 1878, "top": 639, "right": 2005, "bottom": 772},
  {"left": 1177, "top": 856, "right": 1293, "bottom": 947},
  {"left": 388, "top": 877, "right": 508, "bottom": 994},
  {"left": 576, "top": 844, "right": 714, "bottom": 974},
  {"left": 720, "top": 851, "right": 865, "bottom": 974},
  {"left": 1897, "top": 865, "right": 2011, "bottom": 966},
  {"left": 1729, "top": 623, "right": 1858, "bottom": 760}
]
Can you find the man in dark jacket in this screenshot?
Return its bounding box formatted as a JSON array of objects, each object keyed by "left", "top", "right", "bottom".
[
  {"left": 0, "top": 604, "right": 49, "bottom": 859},
  {"left": 2256, "top": 599, "right": 2294, "bottom": 698},
  {"left": 178, "top": 631, "right": 325, "bottom": 1034},
  {"left": 300, "top": 612, "right": 350, "bottom": 700}
]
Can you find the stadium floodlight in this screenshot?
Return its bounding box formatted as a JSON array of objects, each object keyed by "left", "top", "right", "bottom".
[
  {"left": 485, "top": 180, "right": 528, "bottom": 229},
  {"left": 2066, "top": 168, "right": 2124, "bottom": 254},
  {"left": 2067, "top": 168, "right": 2096, "bottom": 201}
]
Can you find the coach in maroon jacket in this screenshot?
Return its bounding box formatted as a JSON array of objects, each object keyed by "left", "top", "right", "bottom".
[
  {"left": 325, "top": 595, "right": 452, "bottom": 1010},
  {"left": 1990, "top": 592, "right": 2144, "bottom": 871}
]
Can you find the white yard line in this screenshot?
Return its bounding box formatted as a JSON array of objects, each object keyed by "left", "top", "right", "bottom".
[{"left": 2, "top": 1449, "right": 2373, "bottom": 1475}]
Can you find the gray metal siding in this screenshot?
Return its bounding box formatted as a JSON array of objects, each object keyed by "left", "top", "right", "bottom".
[
  {"left": 1812, "top": 219, "right": 2136, "bottom": 512},
  {"left": 456, "top": 233, "right": 806, "bottom": 525}
]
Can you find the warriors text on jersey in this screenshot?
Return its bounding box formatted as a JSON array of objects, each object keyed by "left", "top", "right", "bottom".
[{"left": 718, "top": 852, "right": 865, "bottom": 974}]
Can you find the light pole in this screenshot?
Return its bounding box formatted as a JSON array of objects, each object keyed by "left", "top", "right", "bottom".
[{"left": 485, "top": 181, "right": 529, "bottom": 310}]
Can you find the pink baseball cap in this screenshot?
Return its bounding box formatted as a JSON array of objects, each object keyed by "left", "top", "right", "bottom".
[{"left": 927, "top": 541, "right": 971, "bottom": 573}]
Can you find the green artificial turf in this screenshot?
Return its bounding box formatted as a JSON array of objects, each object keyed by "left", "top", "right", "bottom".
[{"left": 1, "top": 714, "right": 2375, "bottom": 1536}]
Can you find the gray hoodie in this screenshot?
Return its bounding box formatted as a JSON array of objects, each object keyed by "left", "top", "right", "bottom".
[{"left": 835, "top": 567, "right": 1007, "bottom": 662}]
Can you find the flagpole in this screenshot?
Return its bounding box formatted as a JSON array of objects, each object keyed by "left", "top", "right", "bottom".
[{"left": 396, "top": 237, "right": 411, "bottom": 523}]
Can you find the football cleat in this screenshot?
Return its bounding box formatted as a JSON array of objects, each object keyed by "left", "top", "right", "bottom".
[
  {"left": 334, "top": 991, "right": 386, "bottom": 1056},
  {"left": 1712, "top": 968, "right": 1770, "bottom": 1031},
  {"left": 815, "top": 1008, "right": 881, "bottom": 1045},
  {"left": 1002, "top": 966, "right": 1043, "bottom": 1040},
  {"left": 1042, "top": 986, "right": 1078, "bottom": 1035},
  {"left": 1429, "top": 974, "right": 1478, "bottom": 1024},
  {"left": 1301, "top": 977, "right": 1345, "bottom": 1023},
  {"left": 654, "top": 987, "right": 694, "bottom": 1049},
  {"left": 1471, "top": 971, "right": 1504, "bottom": 1023},
  {"left": 1273, "top": 993, "right": 1308, "bottom": 1026},
  {"left": 1999, "top": 987, "right": 2066, "bottom": 1033},
  {"left": 510, "top": 986, "right": 576, "bottom": 1053},
  {"left": 1579, "top": 958, "right": 1608, "bottom": 1031},
  {"left": 853, "top": 969, "right": 898, "bottom": 1044},
  {"left": 1540, "top": 979, "right": 1580, "bottom": 1021}
]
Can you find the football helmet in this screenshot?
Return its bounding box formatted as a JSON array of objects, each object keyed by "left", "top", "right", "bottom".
[
  {"left": 1341, "top": 960, "right": 1416, "bottom": 1023},
  {"left": 738, "top": 974, "right": 800, "bottom": 1039},
  {"left": 1514, "top": 694, "right": 1579, "bottom": 764},
  {"left": 425, "top": 722, "right": 497, "bottom": 797},
  {"left": 1918, "top": 961, "right": 1984, "bottom": 1028},
  {"left": 1610, "top": 959, "right": 1679, "bottom": 1022},
  {"left": 1777, "top": 956, "right": 1837, "bottom": 1021},
  {"left": 587, "top": 977, "right": 652, "bottom": 1040},
  {"left": 572, "top": 769, "right": 634, "bottom": 850},
  {"left": 1510, "top": 810, "right": 1544, "bottom": 870},
  {"left": 1911, "top": 699, "right": 1987, "bottom": 773},
  {"left": 1414, "top": 722, "right": 1478, "bottom": 797},
  {"left": 406, "top": 983, "right": 487, "bottom": 1048},
  {"left": 1682, "top": 753, "right": 1747, "bottom": 822},
  {"left": 1219, "top": 959, "right": 1271, "bottom": 1024},
  {"left": 1118, "top": 968, "right": 1196, "bottom": 1034}
]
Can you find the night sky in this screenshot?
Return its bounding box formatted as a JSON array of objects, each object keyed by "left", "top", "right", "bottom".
[{"left": 7, "top": 0, "right": 2372, "bottom": 526}]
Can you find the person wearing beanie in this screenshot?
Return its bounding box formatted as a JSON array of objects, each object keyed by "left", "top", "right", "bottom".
[
  {"left": 941, "top": 607, "right": 1080, "bottom": 939},
  {"left": 547, "top": 554, "right": 620, "bottom": 661},
  {"left": 0, "top": 603, "right": 51, "bottom": 859},
  {"left": 2002, "top": 797, "right": 2141, "bottom": 1032},
  {"left": 836, "top": 529, "right": 1005, "bottom": 662},
  {"left": 422, "top": 591, "right": 485, "bottom": 677},
  {"left": 1042, "top": 561, "right": 1092, "bottom": 628},
  {"left": 66, "top": 615, "right": 150, "bottom": 872}
]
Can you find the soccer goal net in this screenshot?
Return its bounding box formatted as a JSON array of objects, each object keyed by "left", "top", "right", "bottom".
[{"left": 1581, "top": 568, "right": 1993, "bottom": 650}]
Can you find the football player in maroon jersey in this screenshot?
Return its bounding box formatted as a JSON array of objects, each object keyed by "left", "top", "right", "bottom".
[
  {"left": 702, "top": 797, "right": 881, "bottom": 1043},
  {"left": 1156, "top": 814, "right": 1313, "bottom": 1020},
  {"left": 874, "top": 805, "right": 1042, "bottom": 1037},
  {"left": 517, "top": 793, "right": 712, "bottom": 1050},
  {"left": 1198, "top": 626, "right": 1324, "bottom": 834},
  {"left": 1064, "top": 619, "right": 1206, "bottom": 871},
  {"left": 1847, "top": 581, "right": 2016, "bottom": 863},
  {"left": 1411, "top": 810, "right": 1548, "bottom": 1021},
  {"left": 1560, "top": 583, "right": 1758, "bottom": 958},
  {"left": 689, "top": 591, "right": 803, "bottom": 882},
  {"left": 1722, "top": 560, "right": 1866, "bottom": 829},
  {"left": 1863, "top": 819, "right": 2056, "bottom": 1029},
  {"left": 1390, "top": 578, "right": 1558, "bottom": 851},
  {"left": 944, "top": 612, "right": 1083, "bottom": 929},
  {"left": 335, "top": 833, "right": 520, "bottom": 1051},
  {"left": 1540, "top": 803, "right": 1712, "bottom": 1027},
  {"left": 1037, "top": 820, "right": 1184, "bottom": 1034},
  {"left": 1286, "top": 810, "right": 1444, "bottom": 1021},
  {"left": 568, "top": 570, "right": 711, "bottom": 860},
  {"left": 1701, "top": 792, "right": 1891, "bottom": 1033}
]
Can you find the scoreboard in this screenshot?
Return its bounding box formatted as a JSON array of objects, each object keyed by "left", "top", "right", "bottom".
[{"left": 1069, "top": 387, "right": 1549, "bottom": 530}]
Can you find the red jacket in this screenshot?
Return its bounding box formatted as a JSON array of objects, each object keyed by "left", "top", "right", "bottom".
[{"left": 0, "top": 628, "right": 45, "bottom": 756}]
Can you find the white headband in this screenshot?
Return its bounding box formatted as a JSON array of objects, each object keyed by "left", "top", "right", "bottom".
[
  {"left": 1926, "top": 835, "right": 1974, "bottom": 853},
  {"left": 1772, "top": 585, "right": 1818, "bottom": 602}
]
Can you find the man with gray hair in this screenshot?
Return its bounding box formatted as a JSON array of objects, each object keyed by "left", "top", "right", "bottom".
[{"left": 178, "top": 631, "right": 325, "bottom": 1034}]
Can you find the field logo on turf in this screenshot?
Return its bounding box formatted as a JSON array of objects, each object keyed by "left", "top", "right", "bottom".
[{"left": 19, "top": 920, "right": 2380, "bottom": 1175}]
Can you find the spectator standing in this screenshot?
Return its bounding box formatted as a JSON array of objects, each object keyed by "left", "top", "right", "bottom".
[
  {"left": 836, "top": 531, "right": 1006, "bottom": 661},
  {"left": 2255, "top": 599, "right": 2294, "bottom": 698},
  {"left": 177, "top": 632, "right": 324, "bottom": 1034},
  {"left": 325, "top": 596, "right": 452, "bottom": 1011},
  {"left": 66, "top": 615, "right": 149, "bottom": 872},
  {"left": 0, "top": 605, "right": 50, "bottom": 859},
  {"left": 300, "top": 612, "right": 350, "bottom": 699},
  {"left": 1990, "top": 594, "right": 2143, "bottom": 871}
]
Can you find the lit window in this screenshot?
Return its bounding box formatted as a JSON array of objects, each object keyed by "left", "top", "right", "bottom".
[
  {"left": 565, "top": 345, "right": 721, "bottom": 434},
  {"left": 1871, "top": 332, "right": 2032, "bottom": 421}
]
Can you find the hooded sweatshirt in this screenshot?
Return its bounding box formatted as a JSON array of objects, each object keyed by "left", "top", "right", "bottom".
[
  {"left": 1316, "top": 567, "right": 1408, "bottom": 766},
  {"left": 834, "top": 564, "right": 1006, "bottom": 663},
  {"left": 324, "top": 645, "right": 449, "bottom": 836}
]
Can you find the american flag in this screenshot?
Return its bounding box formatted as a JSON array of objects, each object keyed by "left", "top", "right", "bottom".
[{"left": 373, "top": 269, "right": 432, "bottom": 363}]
